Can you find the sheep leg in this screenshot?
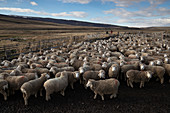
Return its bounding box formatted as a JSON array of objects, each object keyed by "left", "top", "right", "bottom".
[
  {"left": 35, "top": 93, "right": 37, "bottom": 98},
  {"left": 45, "top": 93, "right": 51, "bottom": 101},
  {"left": 94, "top": 92, "right": 97, "bottom": 99},
  {"left": 160, "top": 78, "right": 164, "bottom": 84},
  {"left": 100, "top": 94, "right": 104, "bottom": 101},
  {"left": 110, "top": 93, "right": 117, "bottom": 99},
  {"left": 70, "top": 83, "right": 74, "bottom": 89},
  {"left": 140, "top": 81, "right": 144, "bottom": 88},
  {"left": 129, "top": 81, "right": 133, "bottom": 88},
  {"left": 40, "top": 88, "right": 43, "bottom": 96},
  {"left": 127, "top": 79, "right": 130, "bottom": 86},
  {"left": 0, "top": 90, "right": 7, "bottom": 101},
  {"left": 24, "top": 95, "right": 28, "bottom": 105},
  {"left": 61, "top": 89, "right": 65, "bottom": 96}
]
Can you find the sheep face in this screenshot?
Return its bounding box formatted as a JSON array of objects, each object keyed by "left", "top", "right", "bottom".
[
  {"left": 49, "top": 67, "right": 57, "bottom": 74},
  {"left": 112, "top": 66, "right": 116, "bottom": 71},
  {"left": 164, "top": 58, "right": 169, "bottom": 63},
  {"left": 140, "top": 64, "right": 145, "bottom": 70},
  {"left": 156, "top": 60, "right": 162, "bottom": 66},
  {"left": 149, "top": 61, "right": 155, "bottom": 66},
  {"left": 74, "top": 72, "right": 80, "bottom": 79},
  {"left": 10, "top": 69, "right": 22, "bottom": 76},
  {"left": 86, "top": 79, "right": 94, "bottom": 88},
  {"left": 146, "top": 71, "right": 152, "bottom": 79},
  {"left": 98, "top": 70, "right": 105, "bottom": 78},
  {"left": 3, "top": 84, "right": 8, "bottom": 90},
  {"left": 70, "top": 58, "right": 75, "bottom": 65},
  {"left": 164, "top": 54, "right": 168, "bottom": 58},
  {"left": 46, "top": 63, "right": 52, "bottom": 69},
  {"left": 79, "top": 67, "right": 84, "bottom": 74},
  {"left": 102, "top": 62, "right": 107, "bottom": 68},
  {"left": 140, "top": 56, "right": 144, "bottom": 61}
]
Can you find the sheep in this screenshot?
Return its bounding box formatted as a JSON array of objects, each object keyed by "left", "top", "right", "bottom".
[
  {"left": 20, "top": 73, "right": 50, "bottom": 105},
  {"left": 4, "top": 74, "right": 29, "bottom": 95},
  {"left": 161, "top": 63, "right": 170, "bottom": 83},
  {"left": 0, "top": 79, "right": 8, "bottom": 100},
  {"left": 69, "top": 58, "right": 84, "bottom": 70},
  {"left": 90, "top": 63, "right": 102, "bottom": 71},
  {"left": 43, "top": 72, "right": 68, "bottom": 101},
  {"left": 140, "top": 63, "right": 165, "bottom": 84},
  {"left": 49, "top": 66, "right": 74, "bottom": 76},
  {"left": 46, "top": 62, "right": 69, "bottom": 69},
  {"left": 35, "top": 68, "right": 49, "bottom": 77},
  {"left": 126, "top": 70, "right": 152, "bottom": 88},
  {"left": 83, "top": 70, "right": 105, "bottom": 88},
  {"left": 55, "top": 71, "right": 80, "bottom": 89},
  {"left": 23, "top": 73, "right": 38, "bottom": 81},
  {"left": 86, "top": 78, "right": 120, "bottom": 100},
  {"left": 9, "top": 69, "right": 38, "bottom": 81},
  {"left": 16, "top": 65, "right": 36, "bottom": 73},
  {"left": 120, "top": 62, "right": 139, "bottom": 81},
  {"left": 108, "top": 63, "right": 120, "bottom": 79}
]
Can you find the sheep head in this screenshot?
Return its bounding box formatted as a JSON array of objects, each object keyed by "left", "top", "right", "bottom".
[
  {"left": 140, "top": 63, "right": 145, "bottom": 71},
  {"left": 73, "top": 71, "right": 80, "bottom": 79},
  {"left": 86, "top": 79, "right": 95, "bottom": 88},
  {"left": 102, "top": 62, "right": 107, "bottom": 68},
  {"left": 146, "top": 71, "right": 152, "bottom": 79},
  {"left": 111, "top": 66, "right": 116, "bottom": 71},
  {"left": 79, "top": 67, "right": 84, "bottom": 74},
  {"left": 98, "top": 70, "right": 105, "bottom": 78}
]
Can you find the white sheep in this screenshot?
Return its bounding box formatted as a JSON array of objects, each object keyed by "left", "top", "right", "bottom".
[
  {"left": 108, "top": 63, "right": 120, "bottom": 79},
  {"left": 44, "top": 72, "right": 68, "bottom": 101},
  {"left": 20, "top": 73, "right": 50, "bottom": 105},
  {"left": 126, "top": 70, "right": 152, "bottom": 88},
  {"left": 86, "top": 78, "right": 120, "bottom": 100},
  {"left": 55, "top": 71, "right": 80, "bottom": 89},
  {"left": 4, "top": 74, "right": 29, "bottom": 95},
  {"left": 0, "top": 79, "right": 8, "bottom": 100},
  {"left": 83, "top": 70, "right": 105, "bottom": 88}
]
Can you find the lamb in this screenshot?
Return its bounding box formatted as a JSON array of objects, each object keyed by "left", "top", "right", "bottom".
[
  {"left": 83, "top": 70, "right": 105, "bottom": 88},
  {"left": 108, "top": 63, "right": 120, "bottom": 79},
  {"left": 140, "top": 63, "right": 165, "bottom": 84},
  {"left": 86, "top": 78, "right": 120, "bottom": 100},
  {"left": 0, "top": 79, "right": 8, "bottom": 100},
  {"left": 4, "top": 74, "right": 29, "bottom": 95},
  {"left": 55, "top": 71, "right": 80, "bottom": 89},
  {"left": 126, "top": 70, "right": 152, "bottom": 88},
  {"left": 20, "top": 73, "right": 50, "bottom": 105},
  {"left": 43, "top": 72, "right": 68, "bottom": 101}
]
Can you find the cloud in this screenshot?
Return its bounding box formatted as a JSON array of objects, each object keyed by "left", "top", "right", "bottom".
[
  {"left": 91, "top": 17, "right": 170, "bottom": 27},
  {"left": 102, "top": 0, "right": 145, "bottom": 7},
  {"left": 30, "top": 1, "right": 38, "bottom": 6},
  {"left": 59, "top": 0, "right": 91, "bottom": 4},
  {"left": 0, "top": 7, "right": 88, "bottom": 18},
  {"left": 102, "top": 0, "right": 167, "bottom": 7},
  {"left": 104, "top": 6, "right": 170, "bottom": 18}
]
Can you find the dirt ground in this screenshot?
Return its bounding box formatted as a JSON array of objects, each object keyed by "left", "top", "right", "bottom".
[{"left": 0, "top": 77, "right": 170, "bottom": 113}]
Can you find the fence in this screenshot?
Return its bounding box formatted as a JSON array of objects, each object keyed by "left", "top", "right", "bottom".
[{"left": 0, "top": 33, "right": 111, "bottom": 60}]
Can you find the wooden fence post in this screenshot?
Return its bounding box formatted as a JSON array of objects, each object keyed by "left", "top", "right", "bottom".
[{"left": 3, "top": 45, "right": 7, "bottom": 59}]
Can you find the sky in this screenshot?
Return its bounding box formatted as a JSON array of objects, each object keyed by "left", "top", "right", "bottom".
[{"left": 0, "top": 0, "right": 170, "bottom": 27}]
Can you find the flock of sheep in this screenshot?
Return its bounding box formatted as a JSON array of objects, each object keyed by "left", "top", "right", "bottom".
[{"left": 0, "top": 33, "right": 170, "bottom": 106}]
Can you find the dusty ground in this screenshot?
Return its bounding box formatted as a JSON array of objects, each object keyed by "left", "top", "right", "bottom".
[{"left": 0, "top": 78, "right": 170, "bottom": 113}]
